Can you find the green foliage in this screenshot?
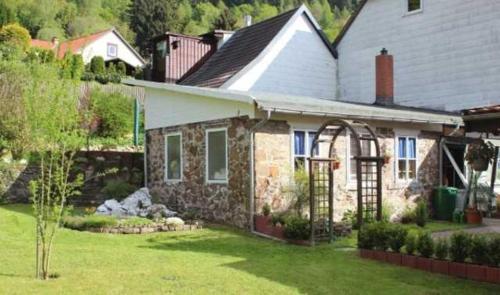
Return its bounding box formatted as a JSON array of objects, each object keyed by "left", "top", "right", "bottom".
[
  {"left": 415, "top": 200, "right": 428, "bottom": 227},
  {"left": 405, "top": 233, "right": 417, "bottom": 255},
  {"left": 212, "top": 8, "right": 239, "bottom": 30},
  {"left": 62, "top": 215, "right": 118, "bottom": 230},
  {"left": 387, "top": 224, "right": 408, "bottom": 253},
  {"left": 449, "top": 232, "right": 471, "bottom": 263},
  {"left": 489, "top": 235, "right": 500, "bottom": 266},
  {"left": 401, "top": 206, "right": 416, "bottom": 224},
  {"left": 284, "top": 166, "right": 309, "bottom": 217},
  {"left": 283, "top": 215, "right": 310, "bottom": 240},
  {"left": 90, "top": 56, "right": 105, "bottom": 75},
  {"left": 92, "top": 90, "right": 134, "bottom": 138},
  {"left": 117, "top": 61, "right": 127, "bottom": 76},
  {"left": 341, "top": 209, "right": 359, "bottom": 229},
  {"left": 271, "top": 211, "right": 290, "bottom": 226},
  {"left": 262, "top": 203, "right": 271, "bottom": 216},
  {"left": 26, "top": 47, "right": 55, "bottom": 64},
  {"left": 434, "top": 238, "right": 449, "bottom": 260},
  {"left": 0, "top": 23, "right": 31, "bottom": 51},
  {"left": 469, "top": 235, "right": 489, "bottom": 265},
  {"left": 101, "top": 179, "right": 136, "bottom": 201},
  {"left": 120, "top": 217, "right": 153, "bottom": 227},
  {"left": 357, "top": 222, "right": 390, "bottom": 250},
  {"left": 416, "top": 232, "right": 434, "bottom": 258}
]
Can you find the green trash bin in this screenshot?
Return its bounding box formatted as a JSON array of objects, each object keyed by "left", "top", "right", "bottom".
[{"left": 432, "top": 187, "right": 458, "bottom": 221}]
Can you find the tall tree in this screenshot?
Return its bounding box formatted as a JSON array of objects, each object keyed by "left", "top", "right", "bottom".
[{"left": 130, "top": 0, "right": 179, "bottom": 56}]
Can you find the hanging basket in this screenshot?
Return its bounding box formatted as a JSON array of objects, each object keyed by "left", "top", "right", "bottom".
[
  {"left": 471, "top": 158, "right": 489, "bottom": 171},
  {"left": 333, "top": 161, "right": 341, "bottom": 170}
]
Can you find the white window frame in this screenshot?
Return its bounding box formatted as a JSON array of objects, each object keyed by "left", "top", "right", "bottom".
[
  {"left": 292, "top": 129, "right": 321, "bottom": 171},
  {"left": 402, "top": 0, "right": 423, "bottom": 16},
  {"left": 164, "top": 132, "right": 183, "bottom": 182},
  {"left": 107, "top": 43, "right": 118, "bottom": 58},
  {"left": 205, "top": 127, "right": 228, "bottom": 184},
  {"left": 394, "top": 133, "right": 418, "bottom": 182}
]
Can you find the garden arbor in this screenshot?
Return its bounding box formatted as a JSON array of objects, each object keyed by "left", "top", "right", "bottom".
[{"left": 308, "top": 119, "right": 384, "bottom": 244}]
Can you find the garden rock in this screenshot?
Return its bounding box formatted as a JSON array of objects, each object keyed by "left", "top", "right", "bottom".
[{"left": 145, "top": 204, "right": 177, "bottom": 219}]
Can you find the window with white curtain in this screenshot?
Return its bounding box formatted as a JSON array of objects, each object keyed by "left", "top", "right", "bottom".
[
  {"left": 293, "top": 130, "right": 319, "bottom": 170},
  {"left": 165, "top": 133, "right": 182, "bottom": 181},
  {"left": 397, "top": 136, "right": 417, "bottom": 180},
  {"left": 206, "top": 128, "right": 227, "bottom": 183}
]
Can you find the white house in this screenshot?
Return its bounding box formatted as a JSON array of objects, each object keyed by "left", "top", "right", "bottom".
[
  {"left": 31, "top": 28, "right": 145, "bottom": 69},
  {"left": 334, "top": 0, "right": 500, "bottom": 111}
]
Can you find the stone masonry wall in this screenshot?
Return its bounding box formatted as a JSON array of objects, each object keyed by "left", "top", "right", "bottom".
[{"left": 146, "top": 117, "right": 252, "bottom": 228}]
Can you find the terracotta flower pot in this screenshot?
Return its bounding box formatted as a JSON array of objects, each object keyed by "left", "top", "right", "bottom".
[
  {"left": 333, "top": 161, "right": 341, "bottom": 170},
  {"left": 449, "top": 262, "right": 467, "bottom": 278},
  {"left": 416, "top": 257, "right": 433, "bottom": 272},
  {"left": 467, "top": 264, "right": 487, "bottom": 282},
  {"left": 485, "top": 266, "right": 500, "bottom": 284},
  {"left": 386, "top": 252, "right": 402, "bottom": 265},
  {"left": 402, "top": 254, "right": 417, "bottom": 268},
  {"left": 465, "top": 207, "right": 482, "bottom": 224},
  {"left": 431, "top": 259, "right": 449, "bottom": 275}
]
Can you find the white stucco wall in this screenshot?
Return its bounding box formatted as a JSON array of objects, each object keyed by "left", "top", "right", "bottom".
[
  {"left": 336, "top": 0, "right": 500, "bottom": 111},
  {"left": 80, "top": 31, "right": 144, "bottom": 67},
  {"left": 224, "top": 12, "right": 337, "bottom": 100},
  {"left": 144, "top": 88, "right": 255, "bottom": 130}
]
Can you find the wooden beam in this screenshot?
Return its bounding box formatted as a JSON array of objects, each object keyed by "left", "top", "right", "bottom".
[{"left": 442, "top": 143, "right": 468, "bottom": 187}]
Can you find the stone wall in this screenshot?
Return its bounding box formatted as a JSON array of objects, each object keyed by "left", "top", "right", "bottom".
[
  {"left": 146, "top": 117, "right": 252, "bottom": 228},
  {"left": 0, "top": 151, "right": 144, "bottom": 206}
]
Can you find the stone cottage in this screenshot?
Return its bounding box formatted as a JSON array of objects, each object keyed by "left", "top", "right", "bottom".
[{"left": 126, "top": 5, "right": 465, "bottom": 228}]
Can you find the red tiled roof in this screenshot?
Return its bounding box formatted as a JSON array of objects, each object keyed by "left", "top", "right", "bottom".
[
  {"left": 31, "top": 39, "right": 55, "bottom": 50},
  {"left": 462, "top": 105, "right": 500, "bottom": 116},
  {"left": 56, "top": 29, "right": 112, "bottom": 58}
]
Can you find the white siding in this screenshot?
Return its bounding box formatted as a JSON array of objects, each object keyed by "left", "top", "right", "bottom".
[
  {"left": 224, "top": 13, "right": 337, "bottom": 100},
  {"left": 336, "top": 0, "right": 500, "bottom": 111},
  {"left": 80, "top": 31, "right": 144, "bottom": 67},
  {"left": 144, "top": 88, "right": 255, "bottom": 130}
]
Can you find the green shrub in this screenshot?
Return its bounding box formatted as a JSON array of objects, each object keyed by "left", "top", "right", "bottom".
[
  {"left": 358, "top": 225, "right": 374, "bottom": 250},
  {"left": 71, "top": 54, "right": 84, "bottom": 80},
  {"left": 271, "top": 212, "right": 289, "bottom": 226},
  {"left": 488, "top": 236, "right": 500, "bottom": 267},
  {"left": 117, "top": 62, "right": 127, "bottom": 76},
  {"left": 90, "top": 56, "right": 105, "bottom": 74},
  {"left": 388, "top": 224, "right": 408, "bottom": 253},
  {"left": 0, "top": 23, "right": 31, "bottom": 51},
  {"left": 119, "top": 217, "right": 153, "bottom": 227},
  {"left": 283, "top": 215, "right": 310, "bottom": 240},
  {"left": 434, "top": 238, "right": 449, "bottom": 260},
  {"left": 449, "top": 232, "right": 471, "bottom": 262},
  {"left": 101, "top": 179, "right": 136, "bottom": 201},
  {"left": 417, "top": 232, "right": 434, "bottom": 258},
  {"left": 401, "top": 206, "right": 416, "bottom": 224},
  {"left": 93, "top": 90, "right": 134, "bottom": 138},
  {"left": 342, "top": 209, "right": 359, "bottom": 229},
  {"left": 415, "top": 201, "right": 428, "bottom": 227},
  {"left": 357, "top": 222, "right": 390, "bottom": 250},
  {"left": 262, "top": 203, "right": 271, "bottom": 216},
  {"left": 81, "top": 71, "right": 95, "bottom": 81},
  {"left": 470, "top": 235, "right": 489, "bottom": 265},
  {"left": 405, "top": 233, "right": 417, "bottom": 255},
  {"left": 62, "top": 215, "right": 118, "bottom": 230}
]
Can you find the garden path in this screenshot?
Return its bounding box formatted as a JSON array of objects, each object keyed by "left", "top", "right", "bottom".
[{"left": 431, "top": 218, "right": 500, "bottom": 239}]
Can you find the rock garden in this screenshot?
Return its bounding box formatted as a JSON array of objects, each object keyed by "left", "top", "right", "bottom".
[{"left": 62, "top": 187, "right": 202, "bottom": 234}]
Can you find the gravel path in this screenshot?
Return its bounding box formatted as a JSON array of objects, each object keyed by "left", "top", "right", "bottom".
[{"left": 431, "top": 218, "right": 500, "bottom": 239}]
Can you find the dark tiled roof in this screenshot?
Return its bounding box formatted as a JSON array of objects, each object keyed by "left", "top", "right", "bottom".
[
  {"left": 179, "top": 8, "right": 299, "bottom": 88},
  {"left": 462, "top": 105, "right": 500, "bottom": 116}
]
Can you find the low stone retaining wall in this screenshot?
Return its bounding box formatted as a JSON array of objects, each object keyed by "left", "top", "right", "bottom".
[
  {"left": 360, "top": 249, "right": 500, "bottom": 284},
  {"left": 78, "top": 222, "right": 202, "bottom": 234}
]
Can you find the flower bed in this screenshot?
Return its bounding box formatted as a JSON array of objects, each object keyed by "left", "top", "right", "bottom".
[{"left": 358, "top": 222, "right": 500, "bottom": 284}]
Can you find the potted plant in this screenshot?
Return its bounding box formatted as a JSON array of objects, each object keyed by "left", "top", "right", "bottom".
[
  {"left": 465, "top": 141, "right": 496, "bottom": 172},
  {"left": 465, "top": 171, "right": 487, "bottom": 225}
]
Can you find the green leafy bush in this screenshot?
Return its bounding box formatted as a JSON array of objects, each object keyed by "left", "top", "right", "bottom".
[
  {"left": 0, "top": 23, "right": 31, "bottom": 51},
  {"left": 401, "top": 206, "right": 416, "bottom": 224},
  {"left": 417, "top": 232, "right": 434, "bottom": 258},
  {"left": 357, "top": 222, "right": 390, "bottom": 250},
  {"left": 357, "top": 225, "right": 374, "bottom": 250},
  {"left": 262, "top": 203, "right": 271, "bottom": 216},
  {"left": 488, "top": 236, "right": 500, "bottom": 266},
  {"left": 470, "top": 235, "right": 489, "bottom": 265},
  {"left": 101, "top": 179, "right": 136, "bottom": 201},
  {"left": 62, "top": 215, "right": 118, "bottom": 230},
  {"left": 342, "top": 209, "right": 359, "bottom": 229},
  {"left": 449, "top": 232, "right": 471, "bottom": 262},
  {"left": 117, "top": 62, "right": 126, "bottom": 76},
  {"left": 434, "top": 238, "right": 449, "bottom": 260},
  {"left": 93, "top": 90, "right": 134, "bottom": 138},
  {"left": 405, "top": 233, "right": 417, "bottom": 255},
  {"left": 388, "top": 224, "right": 408, "bottom": 253},
  {"left": 90, "top": 56, "right": 105, "bottom": 74},
  {"left": 120, "top": 217, "right": 153, "bottom": 227},
  {"left": 415, "top": 201, "right": 428, "bottom": 227},
  {"left": 271, "top": 212, "right": 289, "bottom": 226},
  {"left": 283, "top": 215, "right": 310, "bottom": 240}
]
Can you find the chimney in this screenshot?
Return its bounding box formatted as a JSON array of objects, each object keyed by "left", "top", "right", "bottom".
[
  {"left": 244, "top": 15, "right": 252, "bottom": 27},
  {"left": 51, "top": 37, "right": 59, "bottom": 48},
  {"left": 375, "top": 48, "right": 394, "bottom": 105}
]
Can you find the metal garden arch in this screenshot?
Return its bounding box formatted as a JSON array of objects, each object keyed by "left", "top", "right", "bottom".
[{"left": 308, "top": 119, "right": 384, "bottom": 244}]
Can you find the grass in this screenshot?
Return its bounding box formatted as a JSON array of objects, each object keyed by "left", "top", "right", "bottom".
[{"left": 1, "top": 205, "right": 499, "bottom": 295}]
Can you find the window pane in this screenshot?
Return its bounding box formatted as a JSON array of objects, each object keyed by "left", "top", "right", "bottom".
[
  {"left": 166, "top": 135, "right": 181, "bottom": 180},
  {"left": 398, "top": 160, "right": 407, "bottom": 179},
  {"left": 350, "top": 159, "right": 357, "bottom": 181},
  {"left": 350, "top": 135, "right": 359, "bottom": 158},
  {"left": 308, "top": 132, "right": 319, "bottom": 156},
  {"left": 408, "top": 0, "right": 421, "bottom": 11},
  {"left": 208, "top": 130, "right": 227, "bottom": 181},
  {"left": 408, "top": 138, "right": 416, "bottom": 159},
  {"left": 294, "top": 131, "right": 305, "bottom": 155},
  {"left": 398, "top": 137, "right": 407, "bottom": 159},
  {"left": 408, "top": 160, "right": 416, "bottom": 179},
  {"left": 360, "top": 137, "right": 371, "bottom": 156}
]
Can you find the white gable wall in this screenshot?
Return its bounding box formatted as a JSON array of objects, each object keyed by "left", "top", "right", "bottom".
[
  {"left": 81, "top": 31, "right": 144, "bottom": 67},
  {"left": 336, "top": 0, "right": 500, "bottom": 111},
  {"left": 144, "top": 88, "right": 255, "bottom": 130},
  {"left": 223, "top": 12, "right": 337, "bottom": 100}
]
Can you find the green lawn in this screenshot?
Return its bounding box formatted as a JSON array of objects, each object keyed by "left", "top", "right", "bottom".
[{"left": 1, "top": 205, "right": 498, "bottom": 295}]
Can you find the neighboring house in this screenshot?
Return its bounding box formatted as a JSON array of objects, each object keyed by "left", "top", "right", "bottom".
[
  {"left": 333, "top": 0, "right": 500, "bottom": 111},
  {"left": 127, "top": 5, "right": 466, "bottom": 228},
  {"left": 31, "top": 28, "right": 145, "bottom": 71}
]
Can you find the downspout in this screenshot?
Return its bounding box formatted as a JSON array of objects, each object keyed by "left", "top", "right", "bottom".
[{"left": 249, "top": 109, "right": 272, "bottom": 232}]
